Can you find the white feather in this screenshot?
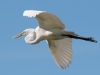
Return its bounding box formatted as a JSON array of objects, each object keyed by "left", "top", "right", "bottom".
[
  {"left": 23, "top": 10, "right": 65, "bottom": 29},
  {"left": 47, "top": 38, "right": 72, "bottom": 69},
  {"left": 23, "top": 10, "right": 45, "bottom": 17}
]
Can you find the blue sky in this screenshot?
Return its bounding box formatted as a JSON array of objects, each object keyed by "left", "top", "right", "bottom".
[{"left": 0, "top": 0, "right": 100, "bottom": 75}]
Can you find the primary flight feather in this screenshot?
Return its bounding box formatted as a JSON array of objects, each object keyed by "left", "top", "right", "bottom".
[{"left": 13, "top": 10, "right": 97, "bottom": 69}]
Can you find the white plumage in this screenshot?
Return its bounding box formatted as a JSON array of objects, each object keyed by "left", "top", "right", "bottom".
[
  {"left": 47, "top": 38, "right": 72, "bottom": 69},
  {"left": 13, "top": 10, "right": 97, "bottom": 69},
  {"left": 23, "top": 10, "right": 45, "bottom": 17},
  {"left": 23, "top": 10, "right": 65, "bottom": 29}
]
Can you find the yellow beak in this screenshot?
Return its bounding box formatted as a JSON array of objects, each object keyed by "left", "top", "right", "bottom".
[{"left": 13, "top": 31, "right": 26, "bottom": 39}]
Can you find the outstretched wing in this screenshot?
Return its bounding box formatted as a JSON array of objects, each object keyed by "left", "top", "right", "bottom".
[
  {"left": 23, "top": 10, "right": 65, "bottom": 29},
  {"left": 47, "top": 38, "right": 72, "bottom": 69}
]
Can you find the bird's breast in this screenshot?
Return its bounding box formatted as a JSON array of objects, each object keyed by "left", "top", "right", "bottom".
[{"left": 35, "top": 26, "right": 64, "bottom": 40}]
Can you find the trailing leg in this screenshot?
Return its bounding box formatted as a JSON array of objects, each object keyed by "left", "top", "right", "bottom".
[{"left": 62, "top": 33, "right": 97, "bottom": 43}]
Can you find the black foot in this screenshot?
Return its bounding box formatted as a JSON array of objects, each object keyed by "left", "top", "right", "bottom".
[{"left": 87, "top": 37, "right": 97, "bottom": 43}]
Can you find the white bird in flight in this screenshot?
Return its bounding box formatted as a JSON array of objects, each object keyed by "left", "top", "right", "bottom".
[{"left": 13, "top": 10, "right": 97, "bottom": 69}]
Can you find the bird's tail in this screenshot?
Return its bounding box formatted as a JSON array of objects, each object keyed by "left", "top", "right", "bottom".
[{"left": 62, "top": 31, "right": 78, "bottom": 38}]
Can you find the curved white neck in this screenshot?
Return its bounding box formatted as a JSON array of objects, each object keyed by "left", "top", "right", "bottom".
[{"left": 24, "top": 31, "right": 40, "bottom": 44}]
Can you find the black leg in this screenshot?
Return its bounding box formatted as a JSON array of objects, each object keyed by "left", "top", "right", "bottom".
[{"left": 62, "top": 34, "right": 97, "bottom": 43}]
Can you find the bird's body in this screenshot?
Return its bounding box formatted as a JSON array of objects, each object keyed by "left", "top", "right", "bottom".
[
  {"left": 13, "top": 10, "right": 97, "bottom": 69},
  {"left": 25, "top": 26, "right": 67, "bottom": 44}
]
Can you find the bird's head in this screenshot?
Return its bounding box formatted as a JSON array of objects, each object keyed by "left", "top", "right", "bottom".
[{"left": 13, "top": 28, "right": 35, "bottom": 39}]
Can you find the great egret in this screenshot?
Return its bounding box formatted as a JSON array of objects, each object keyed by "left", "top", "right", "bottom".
[{"left": 13, "top": 10, "right": 97, "bottom": 69}]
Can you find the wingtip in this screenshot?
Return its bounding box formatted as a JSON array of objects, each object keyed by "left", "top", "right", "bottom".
[{"left": 23, "top": 10, "right": 45, "bottom": 17}]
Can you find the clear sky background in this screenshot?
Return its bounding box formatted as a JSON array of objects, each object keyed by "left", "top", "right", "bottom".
[{"left": 0, "top": 0, "right": 100, "bottom": 75}]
